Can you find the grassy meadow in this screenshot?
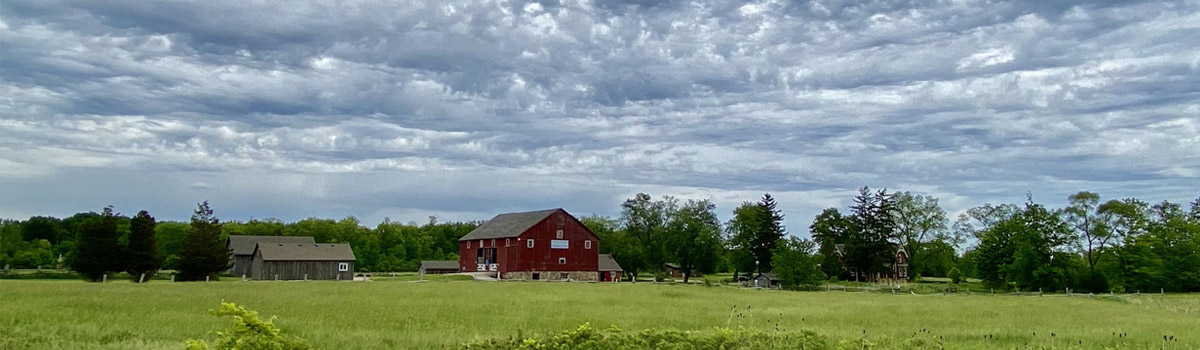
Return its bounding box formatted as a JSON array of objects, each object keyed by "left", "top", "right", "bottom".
[{"left": 1, "top": 278, "right": 1197, "bottom": 349}]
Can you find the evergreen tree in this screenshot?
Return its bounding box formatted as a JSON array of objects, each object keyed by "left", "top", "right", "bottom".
[
  {"left": 125, "top": 210, "right": 161, "bottom": 282},
  {"left": 178, "top": 202, "right": 230, "bottom": 281},
  {"left": 843, "top": 187, "right": 897, "bottom": 281},
  {"left": 753, "top": 194, "right": 786, "bottom": 272},
  {"left": 71, "top": 206, "right": 123, "bottom": 282}
]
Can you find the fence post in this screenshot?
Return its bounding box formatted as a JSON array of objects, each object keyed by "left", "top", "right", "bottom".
[
  {"left": 171, "top": 275, "right": 175, "bottom": 282},
  {"left": 242, "top": 274, "right": 246, "bottom": 282},
  {"left": 304, "top": 273, "right": 308, "bottom": 281},
  {"left": 138, "top": 273, "right": 145, "bottom": 283},
  {"left": 206, "top": 275, "right": 210, "bottom": 282},
  {"left": 274, "top": 274, "right": 278, "bottom": 281},
  {"left": 102, "top": 274, "right": 107, "bottom": 283}
]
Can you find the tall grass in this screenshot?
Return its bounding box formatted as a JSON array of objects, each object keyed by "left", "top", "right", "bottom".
[{"left": 1, "top": 280, "right": 1196, "bottom": 349}]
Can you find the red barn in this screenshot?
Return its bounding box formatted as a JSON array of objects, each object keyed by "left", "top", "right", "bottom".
[{"left": 458, "top": 208, "right": 601, "bottom": 281}]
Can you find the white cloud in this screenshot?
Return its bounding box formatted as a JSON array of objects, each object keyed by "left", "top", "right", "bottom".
[{"left": 0, "top": 0, "right": 1197, "bottom": 229}]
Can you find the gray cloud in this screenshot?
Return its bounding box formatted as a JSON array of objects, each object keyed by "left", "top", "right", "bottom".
[{"left": 1, "top": 0, "right": 1197, "bottom": 236}]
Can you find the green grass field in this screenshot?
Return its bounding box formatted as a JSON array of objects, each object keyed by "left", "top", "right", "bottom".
[{"left": 2, "top": 279, "right": 1197, "bottom": 349}]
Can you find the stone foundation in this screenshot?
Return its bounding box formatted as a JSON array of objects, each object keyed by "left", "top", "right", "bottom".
[{"left": 501, "top": 271, "right": 599, "bottom": 282}]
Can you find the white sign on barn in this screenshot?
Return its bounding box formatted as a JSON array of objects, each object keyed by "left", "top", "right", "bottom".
[{"left": 550, "top": 240, "right": 569, "bottom": 249}]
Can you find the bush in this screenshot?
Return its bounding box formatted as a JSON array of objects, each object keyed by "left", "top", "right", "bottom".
[
  {"left": 948, "top": 268, "right": 962, "bottom": 284},
  {"left": 462, "top": 323, "right": 828, "bottom": 350},
  {"left": 186, "top": 302, "right": 310, "bottom": 350}
]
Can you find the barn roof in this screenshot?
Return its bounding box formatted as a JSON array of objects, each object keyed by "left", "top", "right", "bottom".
[
  {"left": 228, "top": 235, "right": 315, "bottom": 256},
  {"left": 420, "top": 260, "right": 459, "bottom": 270},
  {"left": 458, "top": 209, "right": 560, "bottom": 241},
  {"left": 598, "top": 254, "right": 623, "bottom": 272},
  {"left": 254, "top": 243, "right": 355, "bottom": 261}
]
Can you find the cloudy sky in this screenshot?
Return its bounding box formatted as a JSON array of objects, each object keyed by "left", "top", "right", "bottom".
[{"left": 1, "top": 0, "right": 1197, "bottom": 235}]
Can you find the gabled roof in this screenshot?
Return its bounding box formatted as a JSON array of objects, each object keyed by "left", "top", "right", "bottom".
[
  {"left": 254, "top": 243, "right": 355, "bottom": 261},
  {"left": 228, "top": 235, "right": 316, "bottom": 256},
  {"left": 420, "top": 260, "right": 459, "bottom": 270},
  {"left": 458, "top": 209, "right": 560, "bottom": 241},
  {"left": 598, "top": 254, "right": 623, "bottom": 272},
  {"left": 756, "top": 272, "right": 779, "bottom": 281}
]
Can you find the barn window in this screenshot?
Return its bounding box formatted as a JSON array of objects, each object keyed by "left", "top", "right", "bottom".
[
  {"left": 338, "top": 263, "right": 349, "bottom": 272},
  {"left": 558, "top": 257, "right": 566, "bottom": 264},
  {"left": 506, "top": 238, "right": 511, "bottom": 247},
  {"left": 491, "top": 239, "right": 496, "bottom": 247},
  {"left": 560, "top": 273, "right": 569, "bottom": 280},
  {"left": 527, "top": 239, "right": 534, "bottom": 248},
  {"left": 584, "top": 240, "right": 592, "bottom": 249},
  {"left": 556, "top": 230, "right": 563, "bottom": 239},
  {"left": 467, "top": 241, "right": 471, "bottom": 248}
]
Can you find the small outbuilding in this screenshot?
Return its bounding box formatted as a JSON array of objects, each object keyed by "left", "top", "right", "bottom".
[
  {"left": 751, "top": 273, "right": 780, "bottom": 288},
  {"left": 419, "top": 260, "right": 459, "bottom": 275},
  {"left": 598, "top": 254, "right": 623, "bottom": 282},
  {"left": 250, "top": 243, "right": 356, "bottom": 281},
  {"left": 227, "top": 235, "right": 316, "bottom": 277}
]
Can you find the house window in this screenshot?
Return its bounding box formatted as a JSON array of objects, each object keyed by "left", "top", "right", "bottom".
[
  {"left": 527, "top": 239, "right": 534, "bottom": 248},
  {"left": 584, "top": 240, "right": 592, "bottom": 249},
  {"left": 558, "top": 257, "right": 566, "bottom": 265},
  {"left": 338, "top": 262, "right": 349, "bottom": 272},
  {"left": 556, "top": 230, "right": 563, "bottom": 239}
]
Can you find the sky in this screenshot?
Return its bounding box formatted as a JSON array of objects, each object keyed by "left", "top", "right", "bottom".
[{"left": 1, "top": 0, "right": 1198, "bottom": 236}]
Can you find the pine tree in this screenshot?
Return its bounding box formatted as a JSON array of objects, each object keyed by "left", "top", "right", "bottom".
[
  {"left": 125, "top": 210, "right": 161, "bottom": 282},
  {"left": 752, "top": 193, "right": 785, "bottom": 272},
  {"left": 178, "top": 202, "right": 230, "bottom": 281},
  {"left": 72, "top": 206, "right": 123, "bottom": 282}
]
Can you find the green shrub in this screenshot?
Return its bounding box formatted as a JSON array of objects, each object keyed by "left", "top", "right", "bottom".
[
  {"left": 948, "top": 268, "right": 962, "bottom": 284},
  {"left": 186, "top": 302, "right": 310, "bottom": 350},
  {"left": 462, "top": 322, "right": 828, "bottom": 350}
]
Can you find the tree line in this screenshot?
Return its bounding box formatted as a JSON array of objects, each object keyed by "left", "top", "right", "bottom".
[
  {"left": 1, "top": 202, "right": 475, "bottom": 281},
  {"left": 3, "top": 189, "right": 1198, "bottom": 291}
]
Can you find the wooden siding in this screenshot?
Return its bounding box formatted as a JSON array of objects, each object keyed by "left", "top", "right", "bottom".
[
  {"left": 231, "top": 255, "right": 254, "bottom": 277},
  {"left": 250, "top": 250, "right": 353, "bottom": 280},
  {"left": 458, "top": 209, "right": 600, "bottom": 273}
]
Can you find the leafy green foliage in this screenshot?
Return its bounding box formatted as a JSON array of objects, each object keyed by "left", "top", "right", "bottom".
[
  {"left": 71, "top": 206, "right": 123, "bottom": 281},
  {"left": 771, "top": 237, "right": 825, "bottom": 289},
  {"left": 667, "top": 199, "right": 723, "bottom": 282},
  {"left": 618, "top": 193, "right": 675, "bottom": 277},
  {"left": 462, "top": 322, "right": 828, "bottom": 350},
  {"left": 727, "top": 194, "right": 785, "bottom": 274},
  {"left": 843, "top": 187, "right": 898, "bottom": 280},
  {"left": 947, "top": 267, "right": 962, "bottom": 284},
  {"left": 186, "top": 302, "right": 310, "bottom": 350},
  {"left": 125, "top": 210, "right": 161, "bottom": 282},
  {"left": 177, "top": 202, "right": 229, "bottom": 281}
]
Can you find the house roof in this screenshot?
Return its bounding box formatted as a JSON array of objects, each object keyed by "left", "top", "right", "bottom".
[
  {"left": 228, "top": 235, "right": 316, "bottom": 256},
  {"left": 254, "top": 243, "right": 355, "bottom": 261},
  {"left": 756, "top": 272, "right": 779, "bottom": 281},
  {"left": 420, "top": 260, "right": 459, "bottom": 271},
  {"left": 598, "top": 254, "right": 623, "bottom": 271},
  {"left": 458, "top": 209, "right": 560, "bottom": 241}
]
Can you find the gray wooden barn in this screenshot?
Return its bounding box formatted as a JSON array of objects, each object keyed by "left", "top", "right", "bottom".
[
  {"left": 249, "top": 243, "right": 356, "bottom": 281},
  {"left": 227, "top": 235, "right": 316, "bottom": 277}
]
